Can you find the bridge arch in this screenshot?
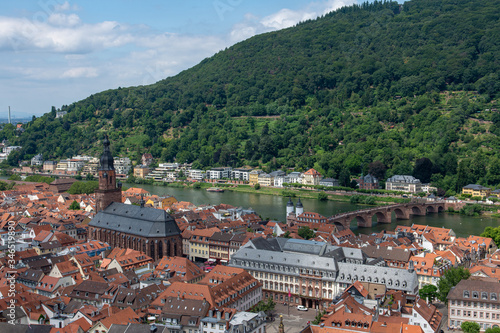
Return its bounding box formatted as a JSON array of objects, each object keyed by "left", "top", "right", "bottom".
[
  {"left": 354, "top": 215, "right": 371, "bottom": 228},
  {"left": 333, "top": 221, "right": 346, "bottom": 230},
  {"left": 411, "top": 206, "right": 424, "bottom": 215},
  {"left": 372, "top": 211, "right": 391, "bottom": 224}
]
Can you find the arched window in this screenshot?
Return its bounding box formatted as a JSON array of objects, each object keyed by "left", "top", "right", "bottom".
[
  {"left": 158, "top": 240, "right": 163, "bottom": 259},
  {"left": 150, "top": 243, "right": 155, "bottom": 259}
]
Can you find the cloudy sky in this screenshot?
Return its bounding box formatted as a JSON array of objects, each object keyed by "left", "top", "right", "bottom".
[{"left": 0, "top": 0, "right": 358, "bottom": 118}]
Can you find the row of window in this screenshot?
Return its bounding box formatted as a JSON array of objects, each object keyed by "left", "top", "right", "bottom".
[
  {"left": 463, "top": 291, "right": 498, "bottom": 300},
  {"left": 252, "top": 271, "right": 327, "bottom": 285},
  {"left": 451, "top": 309, "right": 500, "bottom": 319},
  {"left": 240, "top": 261, "right": 335, "bottom": 278},
  {"left": 451, "top": 300, "right": 500, "bottom": 309}
]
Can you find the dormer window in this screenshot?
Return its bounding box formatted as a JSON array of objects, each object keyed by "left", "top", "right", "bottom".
[
  {"left": 482, "top": 292, "right": 488, "bottom": 300},
  {"left": 491, "top": 293, "right": 497, "bottom": 301},
  {"left": 463, "top": 291, "right": 470, "bottom": 298},
  {"left": 472, "top": 291, "right": 479, "bottom": 299}
]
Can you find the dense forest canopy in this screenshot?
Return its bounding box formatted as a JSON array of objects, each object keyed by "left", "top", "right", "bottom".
[{"left": 1, "top": 0, "right": 500, "bottom": 193}]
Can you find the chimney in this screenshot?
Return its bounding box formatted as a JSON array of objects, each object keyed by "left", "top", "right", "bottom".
[
  {"left": 209, "top": 310, "right": 213, "bottom": 318},
  {"left": 217, "top": 311, "right": 221, "bottom": 320},
  {"left": 225, "top": 312, "right": 230, "bottom": 320}
]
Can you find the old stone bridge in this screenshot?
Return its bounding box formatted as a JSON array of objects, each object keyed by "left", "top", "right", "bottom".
[{"left": 328, "top": 201, "right": 462, "bottom": 229}]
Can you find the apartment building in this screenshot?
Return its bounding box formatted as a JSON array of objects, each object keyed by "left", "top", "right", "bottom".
[
  {"left": 189, "top": 169, "right": 205, "bottom": 181},
  {"left": 114, "top": 157, "right": 132, "bottom": 175},
  {"left": 447, "top": 278, "right": 500, "bottom": 331},
  {"left": 385, "top": 175, "right": 422, "bottom": 193},
  {"left": 208, "top": 167, "right": 232, "bottom": 179},
  {"left": 462, "top": 184, "right": 492, "bottom": 198},
  {"left": 133, "top": 165, "right": 150, "bottom": 179},
  {"left": 232, "top": 168, "right": 252, "bottom": 181}
]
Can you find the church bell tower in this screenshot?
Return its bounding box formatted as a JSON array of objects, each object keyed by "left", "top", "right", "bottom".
[{"left": 95, "top": 134, "right": 122, "bottom": 212}]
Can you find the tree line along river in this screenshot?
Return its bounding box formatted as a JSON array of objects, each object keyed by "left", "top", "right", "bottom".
[{"left": 132, "top": 184, "right": 499, "bottom": 238}]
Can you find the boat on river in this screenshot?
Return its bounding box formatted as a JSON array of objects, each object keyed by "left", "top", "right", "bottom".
[{"left": 206, "top": 187, "right": 224, "bottom": 193}]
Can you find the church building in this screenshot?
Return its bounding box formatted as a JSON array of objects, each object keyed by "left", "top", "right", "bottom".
[{"left": 88, "top": 135, "right": 182, "bottom": 260}]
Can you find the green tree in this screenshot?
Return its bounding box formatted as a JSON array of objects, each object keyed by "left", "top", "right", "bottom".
[
  {"left": 0, "top": 181, "right": 15, "bottom": 191},
  {"left": 68, "top": 181, "right": 99, "bottom": 195},
  {"left": 250, "top": 298, "right": 275, "bottom": 314},
  {"left": 480, "top": 226, "right": 500, "bottom": 247},
  {"left": 339, "top": 168, "right": 351, "bottom": 187},
  {"left": 25, "top": 175, "right": 55, "bottom": 184},
  {"left": 461, "top": 321, "right": 480, "bottom": 333},
  {"left": 485, "top": 327, "right": 500, "bottom": 333},
  {"left": 312, "top": 310, "right": 326, "bottom": 325},
  {"left": 318, "top": 192, "right": 328, "bottom": 201},
  {"left": 298, "top": 226, "right": 315, "bottom": 240},
  {"left": 8, "top": 174, "right": 21, "bottom": 181},
  {"left": 364, "top": 196, "right": 376, "bottom": 205},
  {"left": 283, "top": 231, "right": 291, "bottom": 238},
  {"left": 437, "top": 267, "right": 470, "bottom": 302},
  {"left": 254, "top": 183, "right": 261, "bottom": 190},
  {"left": 69, "top": 200, "right": 80, "bottom": 210},
  {"left": 368, "top": 161, "right": 386, "bottom": 180},
  {"left": 460, "top": 204, "right": 482, "bottom": 217},
  {"left": 413, "top": 157, "right": 433, "bottom": 183},
  {"left": 419, "top": 285, "right": 438, "bottom": 303}
]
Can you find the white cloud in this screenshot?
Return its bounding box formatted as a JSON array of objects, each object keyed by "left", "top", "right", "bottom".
[
  {"left": 61, "top": 67, "right": 98, "bottom": 78},
  {"left": 47, "top": 13, "right": 81, "bottom": 26},
  {"left": 0, "top": 15, "right": 133, "bottom": 53},
  {"left": 229, "top": 0, "right": 356, "bottom": 43},
  {"left": 54, "top": 1, "right": 80, "bottom": 12}
]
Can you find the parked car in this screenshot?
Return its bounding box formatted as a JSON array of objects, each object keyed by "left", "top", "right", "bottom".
[{"left": 297, "top": 305, "right": 308, "bottom": 311}]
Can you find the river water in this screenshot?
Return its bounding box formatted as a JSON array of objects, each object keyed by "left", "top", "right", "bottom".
[{"left": 131, "top": 184, "right": 499, "bottom": 238}]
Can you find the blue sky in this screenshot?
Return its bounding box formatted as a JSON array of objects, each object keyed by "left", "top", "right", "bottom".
[{"left": 0, "top": 0, "right": 358, "bottom": 118}]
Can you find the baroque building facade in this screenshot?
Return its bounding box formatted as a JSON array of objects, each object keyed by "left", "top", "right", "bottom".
[{"left": 229, "top": 237, "right": 419, "bottom": 309}]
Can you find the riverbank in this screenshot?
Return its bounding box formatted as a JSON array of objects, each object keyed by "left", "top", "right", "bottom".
[{"left": 126, "top": 180, "right": 409, "bottom": 205}]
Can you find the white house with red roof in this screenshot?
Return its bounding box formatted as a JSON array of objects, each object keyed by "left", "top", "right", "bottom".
[{"left": 302, "top": 168, "right": 322, "bottom": 186}]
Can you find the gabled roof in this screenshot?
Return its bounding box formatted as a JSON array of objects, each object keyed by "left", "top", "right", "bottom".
[
  {"left": 89, "top": 202, "right": 181, "bottom": 238},
  {"left": 99, "top": 307, "right": 140, "bottom": 329},
  {"left": 304, "top": 168, "right": 321, "bottom": 176}
]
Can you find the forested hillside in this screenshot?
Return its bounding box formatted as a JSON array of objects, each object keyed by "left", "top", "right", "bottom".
[{"left": 1, "top": 0, "right": 500, "bottom": 193}]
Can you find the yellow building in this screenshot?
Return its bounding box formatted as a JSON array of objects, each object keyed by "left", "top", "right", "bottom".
[
  {"left": 462, "top": 184, "right": 491, "bottom": 198},
  {"left": 258, "top": 173, "right": 273, "bottom": 187},
  {"left": 249, "top": 170, "right": 263, "bottom": 186},
  {"left": 133, "top": 165, "right": 150, "bottom": 179},
  {"left": 160, "top": 196, "right": 178, "bottom": 208},
  {"left": 189, "top": 227, "right": 220, "bottom": 261}
]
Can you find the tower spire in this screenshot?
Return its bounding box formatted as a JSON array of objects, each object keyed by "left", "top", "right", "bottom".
[{"left": 96, "top": 134, "right": 122, "bottom": 212}]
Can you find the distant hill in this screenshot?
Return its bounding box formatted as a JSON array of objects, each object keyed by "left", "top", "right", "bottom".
[{"left": 1, "top": 0, "right": 500, "bottom": 193}]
